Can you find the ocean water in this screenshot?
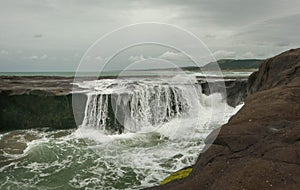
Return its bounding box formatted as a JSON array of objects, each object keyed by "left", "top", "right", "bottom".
[
  {"left": 0, "top": 75, "right": 243, "bottom": 189},
  {"left": 0, "top": 72, "right": 108, "bottom": 77},
  {"left": 0, "top": 71, "right": 183, "bottom": 77},
  {"left": 0, "top": 70, "right": 254, "bottom": 78}
]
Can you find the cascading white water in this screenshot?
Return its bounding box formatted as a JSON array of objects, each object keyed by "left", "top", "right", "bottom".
[
  {"left": 1, "top": 76, "right": 244, "bottom": 190},
  {"left": 83, "top": 94, "right": 109, "bottom": 131},
  {"left": 77, "top": 76, "right": 203, "bottom": 134}
]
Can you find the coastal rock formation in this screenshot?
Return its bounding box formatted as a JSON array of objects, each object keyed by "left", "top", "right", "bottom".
[
  {"left": 248, "top": 48, "right": 300, "bottom": 94},
  {"left": 200, "top": 80, "right": 247, "bottom": 107},
  {"left": 0, "top": 75, "right": 246, "bottom": 132},
  {"left": 0, "top": 90, "right": 86, "bottom": 131},
  {"left": 146, "top": 48, "right": 300, "bottom": 190},
  {"left": 0, "top": 77, "right": 87, "bottom": 131}
]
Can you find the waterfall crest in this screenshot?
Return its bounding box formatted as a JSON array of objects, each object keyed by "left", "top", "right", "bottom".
[{"left": 78, "top": 77, "right": 202, "bottom": 134}]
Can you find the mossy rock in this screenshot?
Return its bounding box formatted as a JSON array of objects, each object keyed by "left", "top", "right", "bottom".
[{"left": 160, "top": 167, "right": 192, "bottom": 185}]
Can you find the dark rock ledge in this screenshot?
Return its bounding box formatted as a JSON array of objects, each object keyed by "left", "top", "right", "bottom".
[
  {"left": 145, "top": 48, "right": 300, "bottom": 190},
  {"left": 0, "top": 77, "right": 87, "bottom": 131},
  {"left": 0, "top": 74, "right": 246, "bottom": 132}
]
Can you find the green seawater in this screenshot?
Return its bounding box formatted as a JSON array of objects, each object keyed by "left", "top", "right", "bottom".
[
  {"left": 0, "top": 128, "right": 207, "bottom": 190},
  {"left": 0, "top": 72, "right": 246, "bottom": 189}
]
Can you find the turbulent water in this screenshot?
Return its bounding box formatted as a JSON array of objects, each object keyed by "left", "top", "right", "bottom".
[
  {"left": 0, "top": 76, "right": 242, "bottom": 190},
  {"left": 79, "top": 77, "right": 197, "bottom": 134}
]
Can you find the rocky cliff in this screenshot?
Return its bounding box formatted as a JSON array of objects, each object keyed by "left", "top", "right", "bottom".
[
  {"left": 146, "top": 48, "right": 300, "bottom": 190},
  {"left": 248, "top": 48, "right": 300, "bottom": 94}
]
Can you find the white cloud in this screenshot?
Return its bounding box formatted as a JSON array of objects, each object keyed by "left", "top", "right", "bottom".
[
  {"left": 158, "top": 51, "right": 187, "bottom": 60},
  {"left": 128, "top": 55, "right": 146, "bottom": 63},
  {"left": 213, "top": 50, "right": 236, "bottom": 59},
  {"left": 242, "top": 51, "right": 255, "bottom": 58},
  {"left": 0, "top": 50, "right": 9, "bottom": 55},
  {"left": 15, "top": 50, "right": 23, "bottom": 54},
  {"left": 40, "top": 54, "right": 48, "bottom": 59},
  {"left": 128, "top": 52, "right": 190, "bottom": 65},
  {"left": 29, "top": 55, "right": 39, "bottom": 60},
  {"left": 95, "top": 56, "right": 104, "bottom": 61},
  {"left": 29, "top": 54, "right": 48, "bottom": 60}
]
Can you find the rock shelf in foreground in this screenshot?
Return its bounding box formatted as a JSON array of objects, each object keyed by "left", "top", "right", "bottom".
[{"left": 146, "top": 48, "right": 300, "bottom": 190}]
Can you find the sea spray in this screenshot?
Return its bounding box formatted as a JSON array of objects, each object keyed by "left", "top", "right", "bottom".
[
  {"left": 78, "top": 77, "right": 200, "bottom": 134},
  {"left": 0, "top": 76, "right": 243, "bottom": 189}
]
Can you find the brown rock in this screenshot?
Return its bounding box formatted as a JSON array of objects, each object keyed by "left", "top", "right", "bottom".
[
  {"left": 248, "top": 48, "right": 300, "bottom": 94},
  {"left": 145, "top": 48, "right": 300, "bottom": 190}
]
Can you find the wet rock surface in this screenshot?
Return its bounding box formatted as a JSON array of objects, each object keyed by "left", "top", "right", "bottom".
[
  {"left": 0, "top": 75, "right": 246, "bottom": 131},
  {"left": 146, "top": 49, "right": 300, "bottom": 190},
  {"left": 0, "top": 76, "right": 74, "bottom": 95},
  {"left": 0, "top": 91, "right": 86, "bottom": 131},
  {"left": 200, "top": 80, "right": 247, "bottom": 107},
  {"left": 0, "top": 76, "right": 87, "bottom": 131}
]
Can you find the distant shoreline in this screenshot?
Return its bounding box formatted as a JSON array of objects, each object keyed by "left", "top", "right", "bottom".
[{"left": 0, "top": 69, "right": 255, "bottom": 77}]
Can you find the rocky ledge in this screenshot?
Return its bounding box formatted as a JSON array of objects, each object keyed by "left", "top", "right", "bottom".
[
  {"left": 146, "top": 48, "right": 300, "bottom": 190},
  {"left": 0, "top": 75, "right": 246, "bottom": 132},
  {"left": 0, "top": 77, "right": 87, "bottom": 131}
]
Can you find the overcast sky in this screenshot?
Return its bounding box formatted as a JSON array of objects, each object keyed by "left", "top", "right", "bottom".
[{"left": 0, "top": 0, "right": 299, "bottom": 72}]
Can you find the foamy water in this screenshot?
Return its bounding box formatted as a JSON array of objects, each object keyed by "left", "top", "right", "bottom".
[{"left": 0, "top": 76, "right": 243, "bottom": 189}]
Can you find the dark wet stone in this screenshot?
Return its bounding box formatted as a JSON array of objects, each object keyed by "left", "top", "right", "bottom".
[{"left": 200, "top": 80, "right": 247, "bottom": 107}]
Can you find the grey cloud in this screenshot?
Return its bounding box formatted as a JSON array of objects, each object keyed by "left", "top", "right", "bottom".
[
  {"left": 0, "top": 0, "right": 299, "bottom": 71},
  {"left": 234, "top": 14, "right": 300, "bottom": 47},
  {"left": 0, "top": 50, "right": 9, "bottom": 55},
  {"left": 213, "top": 50, "right": 236, "bottom": 59},
  {"left": 33, "top": 34, "right": 43, "bottom": 38},
  {"left": 28, "top": 54, "right": 48, "bottom": 60}
]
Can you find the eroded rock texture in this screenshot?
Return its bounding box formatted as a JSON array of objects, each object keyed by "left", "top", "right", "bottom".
[{"left": 146, "top": 49, "right": 300, "bottom": 190}]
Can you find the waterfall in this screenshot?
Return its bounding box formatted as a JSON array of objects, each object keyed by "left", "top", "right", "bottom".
[{"left": 78, "top": 77, "right": 202, "bottom": 134}]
